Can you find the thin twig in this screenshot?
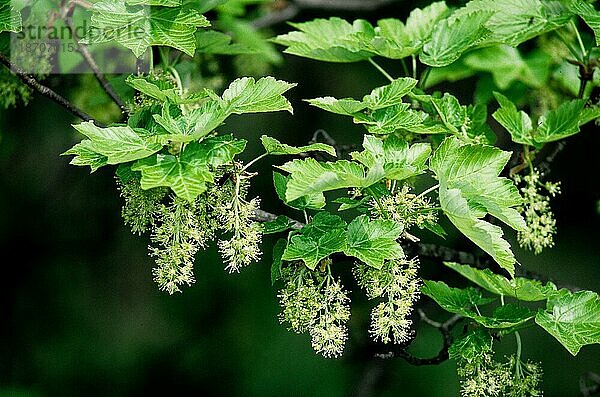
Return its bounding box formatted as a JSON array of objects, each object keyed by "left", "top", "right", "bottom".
[
  {"left": 0, "top": 52, "right": 97, "bottom": 124},
  {"left": 374, "top": 312, "right": 463, "bottom": 365},
  {"left": 65, "top": 13, "right": 128, "bottom": 114}
]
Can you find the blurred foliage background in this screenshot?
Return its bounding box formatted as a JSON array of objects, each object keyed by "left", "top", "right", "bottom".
[{"left": 1, "top": 1, "right": 600, "bottom": 396}]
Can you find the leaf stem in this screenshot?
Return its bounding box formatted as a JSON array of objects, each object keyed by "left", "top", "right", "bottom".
[
  {"left": 556, "top": 29, "right": 584, "bottom": 63},
  {"left": 419, "top": 67, "right": 431, "bottom": 89},
  {"left": 411, "top": 55, "right": 417, "bottom": 80},
  {"left": 515, "top": 331, "right": 523, "bottom": 378},
  {"left": 400, "top": 59, "right": 410, "bottom": 77},
  {"left": 571, "top": 20, "right": 588, "bottom": 61},
  {"left": 368, "top": 58, "right": 394, "bottom": 82},
  {"left": 416, "top": 183, "right": 440, "bottom": 199},
  {"left": 242, "top": 152, "right": 269, "bottom": 172}
]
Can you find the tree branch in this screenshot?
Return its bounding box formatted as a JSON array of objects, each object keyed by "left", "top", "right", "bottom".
[
  {"left": 373, "top": 312, "right": 463, "bottom": 365},
  {"left": 0, "top": 52, "right": 97, "bottom": 124},
  {"left": 65, "top": 11, "right": 128, "bottom": 114}
]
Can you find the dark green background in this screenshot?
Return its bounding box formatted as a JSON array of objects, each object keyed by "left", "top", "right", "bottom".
[{"left": 1, "top": 2, "right": 600, "bottom": 396}]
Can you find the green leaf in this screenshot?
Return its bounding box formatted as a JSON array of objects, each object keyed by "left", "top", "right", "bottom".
[
  {"left": 272, "top": 171, "right": 325, "bottom": 210},
  {"left": 353, "top": 104, "right": 428, "bottom": 135},
  {"left": 344, "top": 215, "right": 404, "bottom": 269},
  {"left": 126, "top": 76, "right": 206, "bottom": 104},
  {"left": 351, "top": 135, "right": 431, "bottom": 181},
  {"left": 132, "top": 152, "right": 212, "bottom": 202},
  {"left": 193, "top": 135, "right": 247, "bottom": 167},
  {"left": 306, "top": 97, "right": 366, "bottom": 116},
  {"left": 403, "top": 1, "right": 451, "bottom": 49},
  {"left": 449, "top": 328, "right": 493, "bottom": 362},
  {"left": 62, "top": 141, "right": 108, "bottom": 173},
  {"left": 277, "top": 158, "right": 383, "bottom": 203},
  {"left": 302, "top": 212, "right": 347, "bottom": 237},
  {"left": 579, "top": 105, "right": 600, "bottom": 126},
  {"left": 569, "top": 1, "right": 600, "bottom": 46},
  {"left": 492, "top": 92, "right": 535, "bottom": 146},
  {"left": 445, "top": 262, "right": 557, "bottom": 301},
  {"left": 359, "top": 18, "right": 417, "bottom": 59},
  {"left": 84, "top": 0, "right": 210, "bottom": 57},
  {"left": 263, "top": 216, "right": 296, "bottom": 235},
  {"left": 421, "top": 280, "right": 494, "bottom": 317},
  {"left": 131, "top": 135, "right": 245, "bottom": 201},
  {"left": 536, "top": 99, "right": 586, "bottom": 143},
  {"left": 420, "top": 11, "right": 493, "bottom": 67},
  {"left": 333, "top": 196, "right": 370, "bottom": 212},
  {"left": 272, "top": 17, "right": 375, "bottom": 63},
  {"left": 431, "top": 137, "right": 525, "bottom": 232},
  {"left": 464, "top": 45, "right": 548, "bottom": 90},
  {"left": 66, "top": 121, "right": 163, "bottom": 166},
  {"left": 221, "top": 77, "right": 296, "bottom": 114},
  {"left": 195, "top": 30, "right": 253, "bottom": 55},
  {"left": 493, "top": 93, "right": 586, "bottom": 145},
  {"left": 0, "top": 2, "right": 22, "bottom": 33},
  {"left": 219, "top": 15, "right": 282, "bottom": 65},
  {"left": 282, "top": 212, "right": 347, "bottom": 270},
  {"left": 472, "top": 304, "right": 534, "bottom": 329},
  {"left": 271, "top": 239, "right": 287, "bottom": 285},
  {"left": 429, "top": 93, "right": 469, "bottom": 133},
  {"left": 458, "top": 0, "right": 572, "bottom": 47},
  {"left": 260, "top": 135, "right": 336, "bottom": 157},
  {"left": 536, "top": 289, "right": 600, "bottom": 355},
  {"left": 438, "top": 187, "right": 518, "bottom": 277},
  {"left": 423, "top": 282, "right": 533, "bottom": 330},
  {"left": 362, "top": 78, "right": 418, "bottom": 110},
  {"left": 153, "top": 102, "right": 227, "bottom": 143}
]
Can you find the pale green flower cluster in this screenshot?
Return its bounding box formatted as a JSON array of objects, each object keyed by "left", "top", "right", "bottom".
[
  {"left": 514, "top": 169, "right": 560, "bottom": 254},
  {"left": 278, "top": 270, "right": 351, "bottom": 358},
  {"left": 149, "top": 198, "right": 211, "bottom": 294},
  {"left": 117, "top": 170, "right": 266, "bottom": 292},
  {"left": 216, "top": 180, "right": 263, "bottom": 273},
  {"left": 459, "top": 353, "right": 543, "bottom": 397},
  {"left": 354, "top": 257, "right": 420, "bottom": 344},
  {"left": 373, "top": 185, "right": 438, "bottom": 232},
  {"left": 117, "top": 177, "right": 167, "bottom": 235}
]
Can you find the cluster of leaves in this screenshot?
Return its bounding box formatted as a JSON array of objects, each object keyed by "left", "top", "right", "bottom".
[
  {"left": 450, "top": 328, "right": 543, "bottom": 397},
  {"left": 2, "top": 0, "right": 600, "bottom": 394},
  {"left": 423, "top": 261, "right": 600, "bottom": 392},
  {"left": 63, "top": 72, "right": 296, "bottom": 292}
]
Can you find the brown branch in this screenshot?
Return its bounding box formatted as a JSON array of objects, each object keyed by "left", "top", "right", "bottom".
[
  {"left": 65, "top": 10, "right": 128, "bottom": 114},
  {"left": 373, "top": 312, "right": 463, "bottom": 365},
  {"left": 0, "top": 52, "right": 98, "bottom": 124}
]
